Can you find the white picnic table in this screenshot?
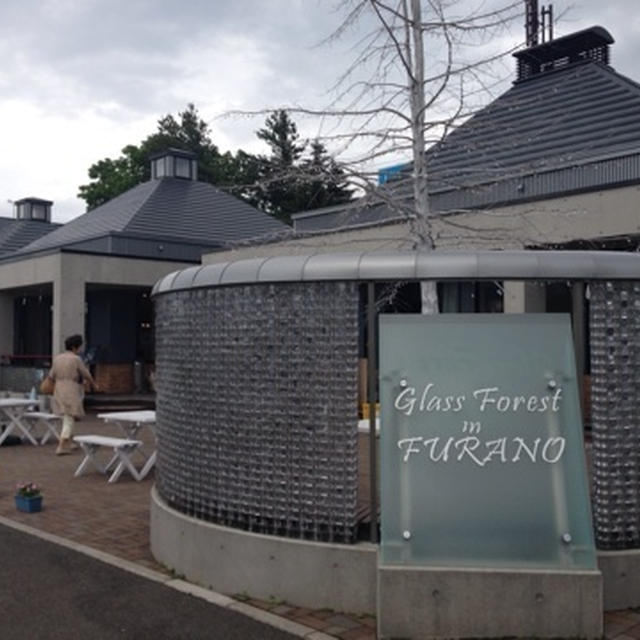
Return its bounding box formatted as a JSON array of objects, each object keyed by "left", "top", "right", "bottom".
[
  {"left": 0, "top": 398, "right": 39, "bottom": 446},
  {"left": 96, "top": 410, "right": 157, "bottom": 479}
]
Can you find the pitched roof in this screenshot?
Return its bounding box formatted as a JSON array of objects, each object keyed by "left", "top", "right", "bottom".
[
  {"left": 0, "top": 218, "right": 61, "bottom": 257},
  {"left": 426, "top": 59, "right": 640, "bottom": 190},
  {"left": 12, "top": 177, "right": 287, "bottom": 261},
  {"left": 294, "top": 30, "right": 640, "bottom": 232}
]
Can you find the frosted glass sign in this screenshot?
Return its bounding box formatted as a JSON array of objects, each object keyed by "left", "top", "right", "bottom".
[{"left": 379, "top": 314, "right": 596, "bottom": 570}]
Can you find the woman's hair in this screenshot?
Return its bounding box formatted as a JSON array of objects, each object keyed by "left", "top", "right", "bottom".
[{"left": 64, "top": 334, "right": 84, "bottom": 351}]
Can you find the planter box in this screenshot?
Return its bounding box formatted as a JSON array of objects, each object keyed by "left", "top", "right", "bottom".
[{"left": 15, "top": 494, "right": 42, "bottom": 513}]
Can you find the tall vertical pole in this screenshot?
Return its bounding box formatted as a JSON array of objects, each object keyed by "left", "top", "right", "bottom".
[
  {"left": 367, "top": 282, "right": 378, "bottom": 544},
  {"left": 525, "top": 0, "right": 539, "bottom": 47},
  {"left": 541, "top": 4, "right": 554, "bottom": 42},
  {"left": 572, "top": 281, "right": 586, "bottom": 420}
]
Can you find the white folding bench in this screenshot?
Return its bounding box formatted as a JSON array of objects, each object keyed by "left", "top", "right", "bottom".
[
  {"left": 72, "top": 435, "right": 144, "bottom": 483},
  {"left": 23, "top": 412, "right": 62, "bottom": 445}
]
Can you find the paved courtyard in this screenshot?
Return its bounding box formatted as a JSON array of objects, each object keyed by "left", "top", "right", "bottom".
[
  {"left": 0, "top": 408, "right": 635, "bottom": 639},
  {"left": 0, "top": 409, "right": 375, "bottom": 639}
]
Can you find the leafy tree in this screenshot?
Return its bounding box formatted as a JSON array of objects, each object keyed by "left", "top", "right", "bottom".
[
  {"left": 257, "top": 110, "right": 306, "bottom": 166},
  {"left": 78, "top": 104, "right": 232, "bottom": 209},
  {"left": 250, "top": 110, "right": 352, "bottom": 223},
  {"left": 79, "top": 105, "right": 352, "bottom": 222},
  {"left": 77, "top": 146, "right": 147, "bottom": 209},
  {"left": 300, "top": 139, "right": 352, "bottom": 211}
]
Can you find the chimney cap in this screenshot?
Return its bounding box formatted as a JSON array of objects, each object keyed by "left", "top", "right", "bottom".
[
  {"left": 148, "top": 147, "right": 197, "bottom": 161},
  {"left": 14, "top": 197, "right": 54, "bottom": 206},
  {"left": 514, "top": 26, "right": 614, "bottom": 82}
]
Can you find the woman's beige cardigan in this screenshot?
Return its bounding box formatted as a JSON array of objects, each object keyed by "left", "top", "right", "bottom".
[{"left": 48, "top": 351, "right": 94, "bottom": 417}]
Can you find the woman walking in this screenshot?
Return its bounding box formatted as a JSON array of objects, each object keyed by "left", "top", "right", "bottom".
[{"left": 48, "top": 334, "right": 97, "bottom": 455}]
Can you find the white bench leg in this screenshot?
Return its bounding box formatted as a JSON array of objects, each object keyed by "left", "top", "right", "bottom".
[
  {"left": 40, "top": 421, "right": 61, "bottom": 445},
  {"left": 108, "top": 446, "right": 143, "bottom": 482},
  {"left": 0, "top": 424, "right": 14, "bottom": 446},
  {"left": 74, "top": 444, "right": 109, "bottom": 477},
  {"left": 138, "top": 451, "right": 157, "bottom": 479},
  {"left": 2, "top": 409, "right": 39, "bottom": 446}
]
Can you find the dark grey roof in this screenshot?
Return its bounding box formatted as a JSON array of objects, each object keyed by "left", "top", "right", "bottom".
[
  {"left": 294, "top": 48, "right": 640, "bottom": 232},
  {"left": 426, "top": 59, "right": 640, "bottom": 188},
  {"left": 152, "top": 250, "right": 640, "bottom": 296},
  {"left": 0, "top": 217, "right": 61, "bottom": 257},
  {"left": 11, "top": 178, "right": 287, "bottom": 261}
]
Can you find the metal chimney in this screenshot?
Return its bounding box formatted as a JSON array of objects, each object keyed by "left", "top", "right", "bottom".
[{"left": 541, "top": 4, "right": 554, "bottom": 42}]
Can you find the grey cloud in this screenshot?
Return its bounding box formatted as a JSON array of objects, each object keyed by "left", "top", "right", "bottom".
[{"left": 0, "top": 0, "right": 340, "bottom": 114}]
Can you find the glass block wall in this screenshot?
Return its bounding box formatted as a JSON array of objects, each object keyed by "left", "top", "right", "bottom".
[
  {"left": 590, "top": 281, "right": 640, "bottom": 549},
  {"left": 154, "top": 281, "right": 360, "bottom": 543}
]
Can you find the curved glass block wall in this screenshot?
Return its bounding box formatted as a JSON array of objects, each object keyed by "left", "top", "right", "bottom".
[
  {"left": 154, "top": 282, "right": 360, "bottom": 542},
  {"left": 590, "top": 281, "right": 640, "bottom": 549},
  {"left": 152, "top": 251, "right": 640, "bottom": 549}
]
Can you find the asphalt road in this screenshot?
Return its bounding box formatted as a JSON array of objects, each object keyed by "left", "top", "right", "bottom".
[{"left": 0, "top": 523, "right": 297, "bottom": 640}]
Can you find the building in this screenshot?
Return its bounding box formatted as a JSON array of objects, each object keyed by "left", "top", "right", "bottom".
[
  {"left": 148, "top": 22, "right": 640, "bottom": 629},
  {"left": 203, "top": 25, "right": 640, "bottom": 316},
  {"left": 0, "top": 148, "right": 287, "bottom": 392}
]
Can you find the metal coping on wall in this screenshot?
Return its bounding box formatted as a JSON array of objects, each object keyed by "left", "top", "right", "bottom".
[{"left": 151, "top": 250, "right": 640, "bottom": 297}]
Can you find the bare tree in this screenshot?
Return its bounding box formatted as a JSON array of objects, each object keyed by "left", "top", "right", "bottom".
[
  {"left": 302, "top": 0, "right": 523, "bottom": 311},
  {"left": 227, "top": 1, "right": 531, "bottom": 311}
]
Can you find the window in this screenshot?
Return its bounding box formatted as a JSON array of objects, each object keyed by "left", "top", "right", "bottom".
[
  {"left": 439, "top": 281, "right": 503, "bottom": 313},
  {"left": 31, "top": 204, "right": 46, "bottom": 220},
  {"left": 175, "top": 157, "right": 191, "bottom": 179},
  {"left": 152, "top": 158, "right": 166, "bottom": 178}
]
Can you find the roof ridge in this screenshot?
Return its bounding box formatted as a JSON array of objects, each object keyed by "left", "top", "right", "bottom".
[
  {"left": 119, "top": 178, "right": 163, "bottom": 233},
  {"left": 592, "top": 60, "right": 640, "bottom": 95},
  {"left": 13, "top": 180, "right": 160, "bottom": 255}
]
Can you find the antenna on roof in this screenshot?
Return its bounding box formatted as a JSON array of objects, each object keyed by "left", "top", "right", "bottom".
[
  {"left": 541, "top": 4, "right": 554, "bottom": 42},
  {"left": 525, "top": 0, "right": 539, "bottom": 47}
]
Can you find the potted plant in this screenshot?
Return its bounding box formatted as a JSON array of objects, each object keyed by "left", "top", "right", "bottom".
[{"left": 14, "top": 482, "right": 43, "bottom": 513}]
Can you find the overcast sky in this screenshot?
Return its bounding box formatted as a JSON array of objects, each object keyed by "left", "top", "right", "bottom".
[{"left": 0, "top": 0, "right": 636, "bottom": 222}]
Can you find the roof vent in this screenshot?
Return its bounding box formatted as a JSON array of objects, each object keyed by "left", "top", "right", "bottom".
[
  {"left": 514, "top": 26, "right": 614, "bottom": 83},
  {"left": 149, "top": 148, "right": 198, "bottom": 181},
  {"left": 13, "top": 197, "right": 53, "bottom": 222}
]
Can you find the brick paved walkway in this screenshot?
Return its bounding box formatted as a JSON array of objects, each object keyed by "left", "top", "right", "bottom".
[
  {"left": 0, "top": 409, "right": 635, "bottom": 639},
  {"left": 0, "top": 410, "right": 375, "bottom": 639}
]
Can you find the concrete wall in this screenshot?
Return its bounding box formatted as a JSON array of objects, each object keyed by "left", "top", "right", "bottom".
[
  {"left": 151, "top": 486, "right": 617, "bottom": 638},
  {"left": 599, "top": 550, "right": 640, "bottom": 610},
  {"left": 150, "top": 488, "right": 378, "bottom": 615},
  {"left": 0, "top": 252, "right": 191, "bottom": 355},
  {"left": 378, "top": 565, "right": 602, "bottom": 639},
  {"left": 203, "top": 184, "right": 640, "bottom": 264},
  {"left": 202, "top": 185, "right": 639, "bottom": 315}
]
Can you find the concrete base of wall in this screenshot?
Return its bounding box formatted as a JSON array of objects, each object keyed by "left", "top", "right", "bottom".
[
  {"left": 150, "top": 489, "right": 640, "bottom": 632},
  {"left": 599, "top": 549, "right": 640, "bottom": 610},
  {"left": 150, "top": 487, "right": 378, "bottom": 614},
  {"left": 378, "top": 565, "right": 602, "bottom": 639}
]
